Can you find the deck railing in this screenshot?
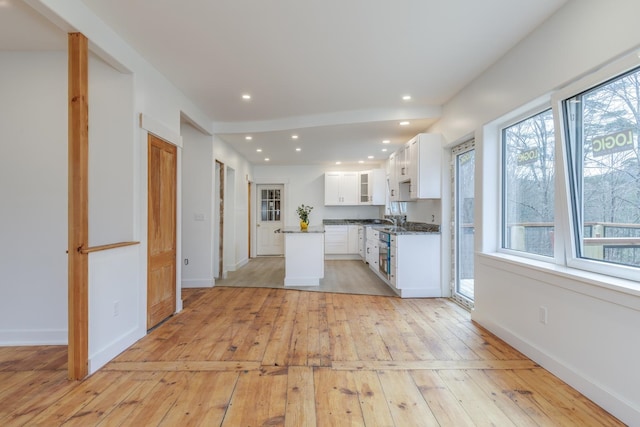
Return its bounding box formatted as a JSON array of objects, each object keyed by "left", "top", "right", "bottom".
[{"left": 505, "top": 222, "right": 640, "bottom": 267}]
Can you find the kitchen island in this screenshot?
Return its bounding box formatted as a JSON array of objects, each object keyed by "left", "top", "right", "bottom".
[{"left": 281, "top": 225, "right": 325, "bottom": 286}]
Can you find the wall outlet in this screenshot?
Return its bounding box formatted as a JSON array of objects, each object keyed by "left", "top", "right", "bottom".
[
  {"left": 539, "top": 306, "right": 548, "bottom": 324},
  {"left": 113, "top": 300, "right": 119, "bottom": 317}
]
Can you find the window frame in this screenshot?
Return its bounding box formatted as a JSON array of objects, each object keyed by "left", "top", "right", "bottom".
[
  {"left": 498, "top": 103, "right": 560, "bottom": 264},
  {"left": 552, "top": 52, "right": 640, "bottom": 282}
]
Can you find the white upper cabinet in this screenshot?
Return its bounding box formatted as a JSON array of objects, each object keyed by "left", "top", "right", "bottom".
[
  {"left": 359, "top": 169, "right": 385, "bottom": 205},
  {"left": 324, "top": 171, "right": 359, "bottom": 205},
  {"left": 387, "top": 152, "right": 399, "bottom": 202},
  {"left": 397, "top": 144, "right": 410, "bottom": 183},
  {"left": 410, "top": 133, "right": 442, "bottom": 199},
  {"left": 392, "top": 133, "right": 442, "bottom": 200}
]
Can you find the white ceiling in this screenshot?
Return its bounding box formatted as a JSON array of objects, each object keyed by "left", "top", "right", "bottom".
[{"left": 3, "top": 0, "right": 568, "bottom": 167}]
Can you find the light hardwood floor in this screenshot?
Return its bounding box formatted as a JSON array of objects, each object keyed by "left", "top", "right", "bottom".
[
  {"left": 217, "top": 257, "right": 398, "bottom": 296},
  {"left": 0, "top": 286, "right": 624, "bottom": 426}
]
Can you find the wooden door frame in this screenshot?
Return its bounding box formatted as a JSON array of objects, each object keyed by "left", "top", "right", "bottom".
[
  {"left": 248, "top": 181, "right": 251, "bottom": 259},
  {"left": 216, "top": 160, "right": 224, "bottom": 278}
]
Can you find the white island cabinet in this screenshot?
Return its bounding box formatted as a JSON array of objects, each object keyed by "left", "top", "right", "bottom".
[{"left": 282, "top": 226, "right": 325, "bottom": 286}]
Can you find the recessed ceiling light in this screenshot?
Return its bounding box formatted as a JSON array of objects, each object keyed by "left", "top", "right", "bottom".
[
  {"left": 358, "top": 160, "right": 364, "bottom": 164},
  {"left": 291, "top": 135, "right": 299, "bottom": 140},
  {"left": 382, "top": 148, "right": 388, "bottom": 152},
  {"left": 242, "top": 94, "right": 251, "bottom": 100},
  {"left": 335, "top": 161, "right": 341, "bottom": 165},
  {"left": 245, "top": 136, "right": 252, "bottom": 140},
  {"left": 295, "top": 148, "right": 301, "bottom": 152},
  {"left": 399, "top": 121, "right": 410, "bottom": 126},
  {"left": 402, "top": 95, "right": 412, "bottom": 101},
  {"left": 264, "top": 158, "right": 270, "bottom": 162},
  {"left": 256, "top": 148, "right": 262, "bottom": 152},
  {"left": 382, "top": 140, "right": 390, "bottom": 144},
  {"left": 367, "top": 155, "right": 374, "bottom": 159}
]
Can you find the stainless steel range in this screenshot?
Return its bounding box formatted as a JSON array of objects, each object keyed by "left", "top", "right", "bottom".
[{"left": 378, "top": 231, "right": 391, "bottom": 279}]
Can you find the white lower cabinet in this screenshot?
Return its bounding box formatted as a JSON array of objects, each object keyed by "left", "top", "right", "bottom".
[
  {"left": 388, "top": 233, "right": 441, "bottom": 297},
  {"left": 365, "top": 226, "right": 379, "bottom": 269},
  {"left": 324, "top": 224, "right": 360, "bottom": 257}
]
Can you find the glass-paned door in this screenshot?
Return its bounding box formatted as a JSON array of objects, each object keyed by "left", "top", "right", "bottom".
[
  {"left": 260, "top": 188, "right": 281, "bottom": 221},
  {"left": 256, "top": 184, "right": 284, "bottom": 255},
  {"left": 452, "top": 141, "right": 475, "bottom": 307}
]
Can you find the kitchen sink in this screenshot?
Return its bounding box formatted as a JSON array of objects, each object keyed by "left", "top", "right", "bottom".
[{"left": 375, "top": 226, "right": 406, "bottom": 232}]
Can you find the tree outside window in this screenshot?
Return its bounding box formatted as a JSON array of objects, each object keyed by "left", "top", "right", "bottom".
[
  {"left": 564, "top": 67, "right": 640, "bottom": 267},
  {"left": 502, "top": 109, "right": 555, "bottom": 257}
]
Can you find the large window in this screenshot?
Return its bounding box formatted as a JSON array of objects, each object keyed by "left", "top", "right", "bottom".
[
  {"left": 502, "top": 109, "right": 555, "bottom": 257},
  {"left": 563, "top": 66, "right": 640, "bottom": 270}
]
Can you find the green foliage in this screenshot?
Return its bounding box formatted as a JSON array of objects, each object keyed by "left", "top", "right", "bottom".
[{"left": 296, "top": 204, "right": 313, "bottom": 223}]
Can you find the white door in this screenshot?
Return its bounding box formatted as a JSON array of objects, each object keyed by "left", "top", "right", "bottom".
[{"left": 256, "top": 184, "right": 284, "bottom": 255}]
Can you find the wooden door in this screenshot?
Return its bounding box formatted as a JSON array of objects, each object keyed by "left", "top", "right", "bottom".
[{"left": 147, "top": 134, "right": 177, "bottom": 329}]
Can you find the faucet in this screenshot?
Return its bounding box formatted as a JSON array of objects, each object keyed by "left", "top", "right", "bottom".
[{"left": 381, "top": 218, "right": 397, "bottom": 227}]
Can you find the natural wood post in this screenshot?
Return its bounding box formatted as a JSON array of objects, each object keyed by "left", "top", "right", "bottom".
[{"left": 68, "top": 32, "right": 89, "bottom": 380}]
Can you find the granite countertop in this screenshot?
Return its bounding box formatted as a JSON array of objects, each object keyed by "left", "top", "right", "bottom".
[
  {"left": 323, "top": 218, "right": 385, "bottom": 225},
  {"left": 279, "top": 225, "right": 325, "bottom": 233},
  {"left": 372, "top": 223, "right": 440, "bottom": 235},
  {"left": 322, "top": 219, "right": 440, "bottom": 234}
]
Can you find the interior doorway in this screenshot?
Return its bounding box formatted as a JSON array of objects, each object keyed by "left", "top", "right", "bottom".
[{"left": 256, "top": 184, "right": 284, "bottom": 256}]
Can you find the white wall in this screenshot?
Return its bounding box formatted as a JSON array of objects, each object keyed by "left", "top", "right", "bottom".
[
  {"left": 87, "top": 53, "right": 141, "bottom": 369},
  {"left": 181, "top": 122, "right": 214, "bottom": 287},
  {"left": 430, "top": 0, "right": 640, "bottom": 423},
  {"left": 253, "top": 165, "right": 383, "bottom": 229},
  {"left": 212, "top": 135, "right": 253, "bottom": 273},
  {"left": 181, "top": 127, "right": 253, "bottom": 283},
  {"left": 0, "top": 52, "right": 68, "bottom": 344},
  {"left": 12, "top": 0, "right": 228, "bottom": 373},
  {"left": 88, "top": 53, "right": 134, "bottom": 246}
]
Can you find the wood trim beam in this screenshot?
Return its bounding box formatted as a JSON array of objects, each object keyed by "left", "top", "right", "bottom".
[
  {"left": 68, "top": 32, "right": 89, "bottom": 380},
  {"left": 80, "top": 241, "right": 140, "bottom": 254}
]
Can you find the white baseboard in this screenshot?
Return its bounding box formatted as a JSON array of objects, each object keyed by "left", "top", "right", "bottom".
[
  {"left": 88, "top": 326, "right": 145, "bottom": 375},
  {"left": 325, "top": 254, "right": 362, "bottom": 260},
  {"left": 398, "top": 288, "right": 441, "bottom": 298},
  {"left": 0, "top": 329, "right": 67, "bottom": 345},
  {"left": 181, "top": 278, "right": 215, "bottom": 288},
  {"left": 225, "top": 257, "right": 249, "bottom": 273},
  {"left": 473, "top": 316, "right": 639, "bottom": 426}
]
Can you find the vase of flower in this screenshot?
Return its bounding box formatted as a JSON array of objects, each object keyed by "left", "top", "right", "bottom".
[{"left": 297, "top": 204, "right": 313, "bottom": 231}]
